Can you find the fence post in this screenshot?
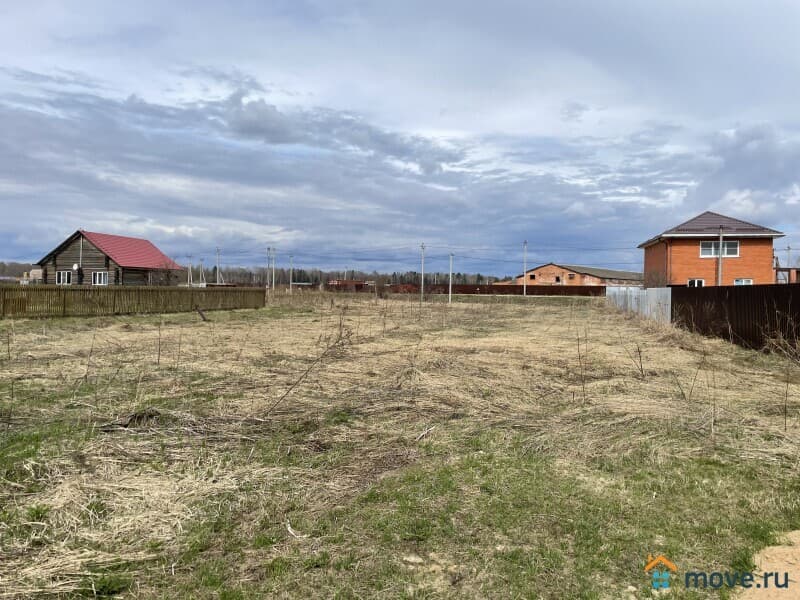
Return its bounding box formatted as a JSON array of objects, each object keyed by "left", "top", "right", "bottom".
[
  {"left": 62, "top": 288, "right": 67, "bottom": 317},
  {"left": 0, "top": 287, "right": 4, "bottom": 318}
]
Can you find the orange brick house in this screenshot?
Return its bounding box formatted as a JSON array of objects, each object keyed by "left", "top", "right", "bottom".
[
  {"left": 638, "top": 211, "right": 783, "bottom": 287},
  {"left": 505, "top": 263, "right": 643, "bottom": 286}
]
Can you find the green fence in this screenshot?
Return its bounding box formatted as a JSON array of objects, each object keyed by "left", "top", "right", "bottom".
[{"left": 0, "top": 286, "right": 266, "bottom": 318}]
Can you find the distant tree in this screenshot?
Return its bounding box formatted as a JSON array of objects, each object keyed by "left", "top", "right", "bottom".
[{"left": 0, "top": 262, "right": 33, "bottom": 277}]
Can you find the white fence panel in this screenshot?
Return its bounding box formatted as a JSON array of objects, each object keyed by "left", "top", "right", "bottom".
[{"left": 607, "top": 286, "right": 671, "bottom": 324}]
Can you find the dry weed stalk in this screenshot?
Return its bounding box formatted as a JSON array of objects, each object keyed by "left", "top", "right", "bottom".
[
  {"left": 264, "top": 315, "right": 353, "bottom": 416},
  {"left": 174, "top": 325, "right": 183, "bottom": 373},
  {"left": 764, "top": 332, "right": 800, "bottom": 431},
  {"left": 156, "top": 321, "right": 162, "bottom": 366},
  {"left": 618, "top": 334, "right": 646, "bottom": 378},
  {"left": 708, "top": 368, "right": 717, "bottom": 444},
  {"left": 672, "top": 350, "right": 707, "bottom": 403},
  {"left": 576, "top": 328, "right": 589, "bottom": 404},
  {"left": 785, "top": 362, "right": 790, "bottom": 433}
]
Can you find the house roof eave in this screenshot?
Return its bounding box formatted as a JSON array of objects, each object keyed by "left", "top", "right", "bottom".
[
  {"left": 36, "top": 230, "right": 83, "bottom": 266},
  {"left": 638, "top": 231, "right": 785, "bottom": 248},
  {"left": 660, "top": 232, "right": 785, "bottom": 239}
]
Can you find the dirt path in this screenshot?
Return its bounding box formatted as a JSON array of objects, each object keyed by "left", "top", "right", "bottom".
[{"left": 739, "top": 531, "right": 800, "bottom": 599}]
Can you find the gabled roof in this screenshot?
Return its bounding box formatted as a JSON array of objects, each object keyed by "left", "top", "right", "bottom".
[
  {"left": 519, "top": 263, "right": 643, "bottom": 281},
  {"left": 638, "top": 211, "right": 784, "bottom": 248},
  {"left": 38, "top": 230, "right": 183, "bottom": 270},
  {"left": 558, "top": 264, "right": 644, "bottom": 281}
]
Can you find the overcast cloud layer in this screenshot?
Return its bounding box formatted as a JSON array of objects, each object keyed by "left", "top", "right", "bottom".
[{"left": 2, "top": 0, "right": 800, "bottom": 275}]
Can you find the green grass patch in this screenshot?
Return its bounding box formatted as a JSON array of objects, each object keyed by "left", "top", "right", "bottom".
[{"left": 181, "top": 426, "right": 800, "bottom": 598}]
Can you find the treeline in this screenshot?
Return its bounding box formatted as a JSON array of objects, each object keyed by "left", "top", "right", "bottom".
[
  {"left": 190, "top": 266, "right": 501, "bottom": 287},
  {"left": 0, "top": 260, "right": 502, "bottom": 286},
  {"left": 0, "top": 262, "right": 33, "bottom": 277}
]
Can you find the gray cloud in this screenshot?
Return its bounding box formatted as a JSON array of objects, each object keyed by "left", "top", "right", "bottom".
[
  {"left": 561, "top": 101, "right": 590, "bottom": 123},
  {"left": 3, "top": 2, "right": 800, "bottom": 272}
]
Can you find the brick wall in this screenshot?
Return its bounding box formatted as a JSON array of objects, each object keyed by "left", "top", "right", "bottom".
[
  {"left": 514, "top": 265, "right": 603, "bottom": 286},
  {"left": 644, "top": 238, "right": 775, "bottom": 286},
  {"left": 643, "top": 241, "right": 668, "bottom": 286}
]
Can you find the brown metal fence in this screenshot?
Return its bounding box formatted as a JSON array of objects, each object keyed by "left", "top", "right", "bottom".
[
  {"left": 0, "top": 286, "right": 266, "bottom": 319},
  {"left": 671, "top": 284, "right": 800, "bottom": 349},
  {"left": 389, "top": 283, "right": 606, "bottom": 296}
]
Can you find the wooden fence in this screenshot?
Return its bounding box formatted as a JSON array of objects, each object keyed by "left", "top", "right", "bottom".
[
  {"left": 0, "top": 286, "right": 266, "bottom": 319},
  {"left": 671, "top": 284, "right": 800, "bottom": 349}
]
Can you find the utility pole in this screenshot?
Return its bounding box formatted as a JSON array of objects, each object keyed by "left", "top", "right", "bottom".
[
  {"left": 199, "top": 259, "right": 205, "bottom": 285},
  {"left": 783, "top": 245, "right": 794, "bottom": 284},
  {"left": 271, "top": 248, "right": 276, "bottom": 291},
  {"left": 717, "top": 226, "right": 723, "bottom": 286},
  {"left": 289, "top": 254, "right": 294, "bottom": 294},
  {"left": 449, "top": 252, "right": 453, "bottom": 305},
  {"left": 266, "top": 247, "right": 271, "bottom": 290},
  {"left": 523, "top": 240, "right": 528, "bottom": 296},
  {"left": 215, "top": 247, "right": 223, "bottom": 285},
  {"left": 420, "top": 243, "right": 425, "bottom": 304},
  {"left": 186, "top": 255, "right": 193, "bottom": 286}
]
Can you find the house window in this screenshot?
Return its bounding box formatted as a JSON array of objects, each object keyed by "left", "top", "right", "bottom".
[
  {"left": 555, "top": 276, "right": 561, "bottom": 283},
  {"left": 56, "top": 271, "right": 72, "bottom": 285},
  {"left": 734, "top": 278, "right": 753, "bottom": 286},
  {"left": 529, "top": 274, "right": 535, "bottom": 280},
  {"left": 688, "top": 279, "right": 704, "bottom": 287},
  {"left": 92, "top": 271, "right": 109, "bottom": 286},
  {"left": 700, "top": 241, "right": 739, "bottom": 257},
  {"left": 568, "top": 273, "right": 575, "bottom": 280}
]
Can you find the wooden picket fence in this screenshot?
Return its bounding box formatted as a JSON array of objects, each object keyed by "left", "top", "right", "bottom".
[{"left": 0, "top": 286, "right": 266, "bottom": 319}]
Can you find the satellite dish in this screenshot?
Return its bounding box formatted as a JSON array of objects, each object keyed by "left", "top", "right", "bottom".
[{"left": 72, "top": 263, "right": 79, "bottom": 270}]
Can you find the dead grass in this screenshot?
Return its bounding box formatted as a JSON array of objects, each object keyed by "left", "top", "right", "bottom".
[{"left": 1, "top": 294, "right": 800, "bottom": 597}]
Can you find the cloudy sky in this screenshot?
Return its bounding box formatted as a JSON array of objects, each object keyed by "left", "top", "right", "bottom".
[{"left": 3, "top": 0, "right": 800, "bottom": 276}]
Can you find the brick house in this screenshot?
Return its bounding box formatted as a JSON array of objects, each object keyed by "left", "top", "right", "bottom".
[
  {"left": 37, "top": 230, "right": 183, "bottom": 286},
  {"left": 638, "top": 211, "right": 783, "bottom": 287},
  {"left": 505, "top": 263, "right": 643, "bottom": 286}
]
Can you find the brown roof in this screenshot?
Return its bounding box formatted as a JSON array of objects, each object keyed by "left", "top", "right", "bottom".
[
  {"left": 520, "top": 263, "right": 643, "bottom": 281},
  {"left": 558, "top": 264, "right": 643, "bottom": 281},
  {"left": 557, "top": 264, "right": 643, "bottom": 281},
  {"left": 639, "top": 211, "right": 783, "bottom": 248}
]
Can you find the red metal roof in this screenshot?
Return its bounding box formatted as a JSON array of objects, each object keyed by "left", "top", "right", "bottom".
[{"left": 80, "top": 230, "right": 183, "bottom": 270}]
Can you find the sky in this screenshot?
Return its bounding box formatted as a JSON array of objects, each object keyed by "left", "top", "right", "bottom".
[{"left": 2, "top": 0, "right": 800, "bottom": 277}]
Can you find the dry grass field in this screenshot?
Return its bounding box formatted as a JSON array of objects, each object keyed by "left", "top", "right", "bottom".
[{"left": 2, "top": 294, "right": 800, "bottom": 598}]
